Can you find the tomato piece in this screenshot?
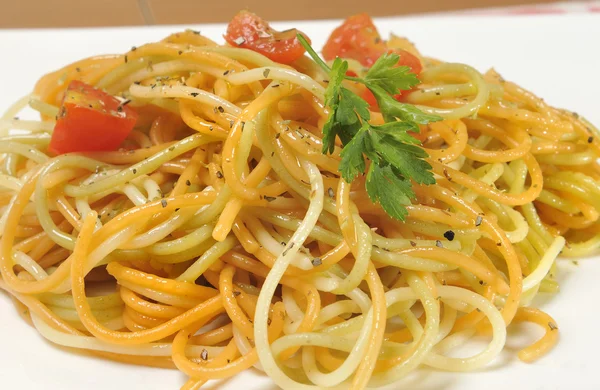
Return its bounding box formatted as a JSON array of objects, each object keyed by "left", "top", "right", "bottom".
[
  {"left": 324, "top": 14, "right": 423, "bottom": 110},
  {"left": 322, "top": 13, "right": 422, "bottom": 74},
  {"left": 361, "top": 88, "right": 378, "bottom": 108},
  {"left": 49, "top": 80, "right": 138, "bottom": 155},
  {"left": 360, "top": 84, "right": 415, "bottom": 112},
  {"left": 391, "top": 49, "right": 422, "bottom": 75},
  {"left": 224, "top": 11, "right": 311, "bottom": 64},
  {"left": 323, "top": 13, "right": 382, "bottom": 67},
  {"left": 394, "top": 89, "right": 415, "bottom": 101}
]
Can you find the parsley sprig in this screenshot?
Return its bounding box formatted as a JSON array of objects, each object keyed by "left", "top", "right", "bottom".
[{"left": 297, "top": 35, "right": 441, "bottom": 220}]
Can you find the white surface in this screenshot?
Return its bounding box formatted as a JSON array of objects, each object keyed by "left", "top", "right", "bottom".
[{"left": 1, "top": 14, "right": 600, "bottom": 390}]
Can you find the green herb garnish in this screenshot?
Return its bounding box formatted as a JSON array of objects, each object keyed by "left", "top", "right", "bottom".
[{"left": 298, "top": 35, "right": 442, "bottom": 220}]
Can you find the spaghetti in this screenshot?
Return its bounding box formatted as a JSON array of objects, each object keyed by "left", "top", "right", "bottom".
[{"left": 1, "top": 12, "right": 599, "bottom": 390}]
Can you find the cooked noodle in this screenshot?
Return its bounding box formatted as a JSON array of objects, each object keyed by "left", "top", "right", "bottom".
[{"left": 1, "top": 22, "right": 598, "bottom": 389}]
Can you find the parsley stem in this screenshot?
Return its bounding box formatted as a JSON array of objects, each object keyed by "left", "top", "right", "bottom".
[
  {"left": 297, "top": 34, "right": 332, "bottom": 75},
  {"left": 297, "top": 31, "right": 439, "bottom": 221},
  {"left": 345, "top": 76, "right": 367, "bottom": 85},
  {"left": 297, "top": 34, "right": 369, "bottom": 87}
]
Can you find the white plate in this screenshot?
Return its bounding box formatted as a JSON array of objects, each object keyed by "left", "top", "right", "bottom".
[{"left": 1, "top": 14, "right": 600, "bottom": 390}]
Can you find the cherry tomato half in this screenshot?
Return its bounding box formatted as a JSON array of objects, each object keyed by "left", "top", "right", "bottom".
[
  {"left": 49, "top": 80, "right": 138, "bottom": 155},
  {"left": 225, "top": 11, "right": 311, "bottom": 64},
  {"left": 322, "top": 13, "right": 422, "bottom": 74}
]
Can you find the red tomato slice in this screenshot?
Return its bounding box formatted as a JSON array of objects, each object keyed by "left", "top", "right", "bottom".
[
  {"left": 361, "top": 88, "right": 415, "bottom": 109},
  {"left": 322, "top": 13, "right": 383, "bottom": 67},
  {"left": 49, "top": 80, "right": 138, "bottom": 155},
  {"left": 324, "top": 14, "right": 422, "bottom": 109},
  {"left": 323, "top": 13, "right": 422, "bottom": 74},
  {"left": 391, "top": 49, "right": 422, "bottom": 76},
  {"left": 224, "top": 11, "right": 311, "bottom": 64}
]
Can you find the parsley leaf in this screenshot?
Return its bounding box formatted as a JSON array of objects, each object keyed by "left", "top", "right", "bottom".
[
  {"left": 337, "top": 88, "right": 370, "bottom": 125},
  {"left": 321, "top": 110, "right": 339, "bottom": 154},
  {"left": 371, "top": 121, "right": 421, "bottom": 142},
  {"left": 325, "top": 58, "right": 347, "bottom": 105},
  {"left": 369, "top": 85, "right": 442, "bottom": 124},
  {"left": 321, "top": 59, "right": 370, "bottom": 153},
  {"left": 365, "top": 163, "right": 414, "bottom": 221},
  {"left": 297, "top": 34, "right": 442, "bottom": 221},
  {"left": 365, "top": 52, "right": 421, "bottom": 95},
  {"left": 320, "top": 58, "right": 346, "bottom": 153},
  {"left": 338, "top": 125, "right": 367, "bottom": 182},
  {"left": 369, "top": 133, "right": 435, "bottom": 185}
]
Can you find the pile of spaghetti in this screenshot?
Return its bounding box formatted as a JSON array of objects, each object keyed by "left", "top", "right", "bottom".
[{"left": 1, "top": 12, "right": 599, "bottom": 390}]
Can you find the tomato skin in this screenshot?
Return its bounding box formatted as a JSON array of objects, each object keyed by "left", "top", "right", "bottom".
[
  {"left": 324, "top": 14, "right": 422, "bottom": 109},
  {"left": 323, "top": 13, "right": 422, "bottom": 75},
  {"left": 361, "top": 88, "right": 378, "bottom": 107},
  {"left": 49, "top": 81, "right": 138, "bottom": 155},
  {"left": 224, "top": 11, "right": 311, "bottom": 64},
  {"left": 322, "top": 13, "right": 382, "bottom": 67},
  {"left": 359, "top": 84, "right": 415, "bottom": 111},
  {"left": 392, "top": 49, "right": 422, "bottom": 75}
]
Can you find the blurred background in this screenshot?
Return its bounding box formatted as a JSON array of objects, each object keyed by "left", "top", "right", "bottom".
[{"left": 0, "top": 0, "right": 598, "bottom": 28}]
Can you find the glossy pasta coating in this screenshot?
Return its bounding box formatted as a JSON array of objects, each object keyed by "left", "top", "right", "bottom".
[{"left": 0, "top": 24, "right": 597, "bottom": 389}]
